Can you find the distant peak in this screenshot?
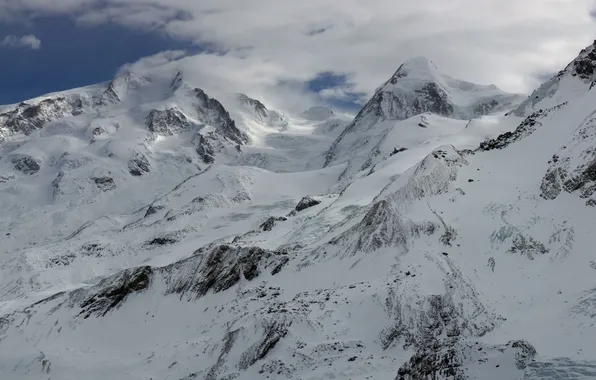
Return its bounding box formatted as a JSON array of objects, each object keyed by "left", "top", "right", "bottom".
[
  {"left": 388, "top": 56, "right": 441, "bottom": 85},
  {"left": 236, "top": 93, "right": 269, "bottom": 119},
  {"left": 399, "top": 56, "right": 439, "bottom": 72}
]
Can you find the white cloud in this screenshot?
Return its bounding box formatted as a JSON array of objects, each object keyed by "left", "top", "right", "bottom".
[
  {"left": 2, "top": 0, "right": 596, "bottom": 108},
  {"left": 2, "top": 34, "right": 41, "bottom": 49}
]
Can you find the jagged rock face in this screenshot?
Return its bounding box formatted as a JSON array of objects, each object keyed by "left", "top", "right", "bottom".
[
  {"left": 91, "top": 176, "right": 116, "bottom": 191},
  {"left": 76, "top": 266, "right": 153, "bottom": 318},
  {"left": 396, "top": 340, "right": 537, "bottom": 380},
  {"left": 128, "top": 152, "right": 150, "bottom": 176},
  {"left": 540, "top": 110, "right": 596, "bottom": 200},
  {"left": 10, "top": 155, "right": 40, "bottom": 175},
  {"left": 294, "top": 196, "right": 321, "bottom": 212},
  {"left": 260, "top": 216, "right": 287, "bottom": 231},
  {"left": 170, "top": 71, "right": 185, "bottom": 92},
  {"left": 194, "top": 133, "right": 217, "bottom": 164},
  {"left": 145, "top": 108, "right": 191, "bottom": 136},
  {"left": 0, "top": 96, "right": 84, "bottom": 136},
  {"left": 58, "top": 244, "right": 289, "bottom": 319},
  {"left": 195, "top": 89, "right": 249, "bottom": 146},
  {"left": 396, "top": 341, "right": 464, "bottom": 380},
  {"left": 162, "top": 245, "right": 288, "bottom": 300}
]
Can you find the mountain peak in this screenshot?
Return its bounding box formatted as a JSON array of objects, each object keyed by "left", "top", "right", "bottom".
[{"left": 387, "top": 56, "right": 441, "bottom": 85}]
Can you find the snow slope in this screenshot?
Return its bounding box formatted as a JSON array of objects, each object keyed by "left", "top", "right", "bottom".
[{"left": 1, "top": 43, "right": 596, "bottom": 380}]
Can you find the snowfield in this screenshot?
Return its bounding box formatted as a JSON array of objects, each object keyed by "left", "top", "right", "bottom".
[{"left": 1, "top": 43, "right": 596, "bottom": 380}]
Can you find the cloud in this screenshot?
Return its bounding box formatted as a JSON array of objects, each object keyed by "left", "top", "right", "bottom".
[
  {"left": 1, "top": 34, "right": 41, "bottom": 49},
  {"left": 2, "top": 0, "right": 596, "bottom": 109}
]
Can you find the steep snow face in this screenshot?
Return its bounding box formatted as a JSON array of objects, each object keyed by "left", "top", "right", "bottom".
[
  {"left": 512, "top": 40, "right": 596, "bottom": 116},
  {"left": 324, "top": 57, "right": 524, "bottom": 177},
  {"left": 3, "top": 46, "right": 596, "bottom": 380},
  {"left": 235, "top": 93, "right": 289, "bottom": 130}
]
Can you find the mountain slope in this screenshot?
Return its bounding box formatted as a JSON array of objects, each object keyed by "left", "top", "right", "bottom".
[
  {"left": 1, "top": 43, "right": 596, "bottom": 380},
  {"left": 512, "top": 40, "right": 596, "bottom": 117},
  {"left": 324, "top": 57, "right": 524, "bottom": 178}
]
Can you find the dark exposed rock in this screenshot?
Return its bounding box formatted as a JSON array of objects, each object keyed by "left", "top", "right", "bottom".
[
  {"left": 396, "top": 340, "right": 537, "bottom": 380},
  {"left": 295, "top": 196, "right": 321, "bottom": 212},
  {"left": 145, "top": 108, "right": 191, "bottom": 136},
  {"left": 540, "top": 166, "right": 563, "bottom": 200},
  {"left": 146, "top": 235, "right": 178, "bottom": 246},
  {"left": 47, "top": 253, "right": 76, "bottom": 268},
  {"left": 128, "top": 153, "right": 150, "bottom": 176},
  {"left": 397, "top": 341, "right": 464, "bottom": 380},
  {"left": 10, "top": 155, "right": 40, "bottom": 175},
  {"left": 195, "top": 88, "right": 249, "bottom": 145},
  {"left": 390, "top": 147, "right": 408, "bottom": 156},
  {"left": 144, "top": 204, "right": 165, "bottom": 218},
  {"left": 508, "top": 234, "right": 549, "bottom": 259},
  {"left": 587, "top": 199, "right": 596, "bottom": 207},
  {"left": 510, "top": 340, "right": 537, "bottom": 369},
  {"left": 260, "top": 216, "right": 288, "bottom": 231},
  {"left": 573, "top": 56, "right": 596, "bottom": 80},
  {"left": 540, "top": 114, "right": 596, "bottom": 200},
  {"left": 91, "top": 176, "right": 116, "bottom": 191},
  {"left": 80, "top": 243, "right": 105, "bottom": 258},
  {"left": 0, "top": 96, "right": 84, "bottom": 136},
  {"left": 170, "top": 71, "right": 185, "bottom": 92},
  {"left": 77, "top": 266, "right": 153, "bottom": 318},
  {"left": 488, "top": 257, "right": 496, "bottom": 272},
  {"left": 195, "top": 134, "right": 216, "bottom": 164},
  {"left": 163, "top": 245, "right": 288, "bottom": 300},
  {"left": 92, "top": 126, "right": 106, "bottom": 136}
]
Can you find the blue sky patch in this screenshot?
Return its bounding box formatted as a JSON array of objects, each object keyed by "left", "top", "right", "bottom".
[
  {"left": 0, "top": 17, "right": 196, "bottom": 104},
  {"left": 306, "top": 71, "right": 366, "bottom": 112}
]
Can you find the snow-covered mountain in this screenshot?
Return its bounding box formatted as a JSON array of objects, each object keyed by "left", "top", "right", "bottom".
[
  {"left": 324, "top": 57, "right": 525, "bottom": 179},
  {"left": 511, "top": 39, "right": 596, "bottom": 117},
  {"left": 1, "top": 42, "right": 596, "bottom": 380}
]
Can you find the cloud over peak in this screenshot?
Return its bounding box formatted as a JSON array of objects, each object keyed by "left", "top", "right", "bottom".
[
  {"left": 2, "top": 34, "right": 41, "bottom": 49},
  {"left": 1, "top": 0, "right": 596, "bottom": 110}
]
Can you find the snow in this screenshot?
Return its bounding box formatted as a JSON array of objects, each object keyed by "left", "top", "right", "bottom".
[{"left": 1, "top": 44, "right": 596, "bottom": 380}]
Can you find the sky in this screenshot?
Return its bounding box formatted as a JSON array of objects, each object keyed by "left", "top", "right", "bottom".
[{"left": 1, "top": 0, "right": 596, "bottom": 112}]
